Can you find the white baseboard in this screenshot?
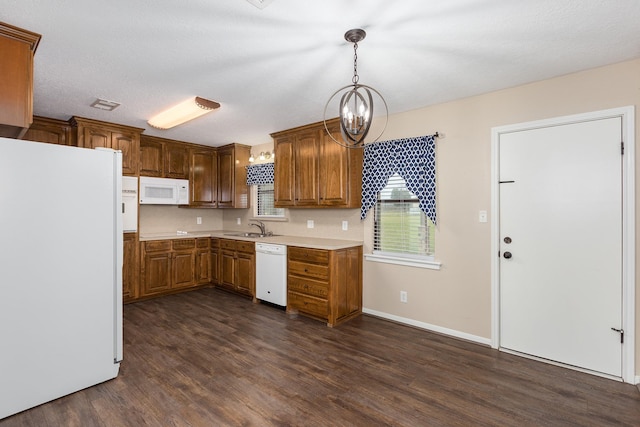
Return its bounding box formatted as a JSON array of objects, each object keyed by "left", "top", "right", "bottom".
[{"left": 362, "top": 308, "right": 491, "bottom": 346}]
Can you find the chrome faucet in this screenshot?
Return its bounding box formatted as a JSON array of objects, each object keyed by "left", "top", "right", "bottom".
[{"left": 249, "top": 220, "right": 267, "bottom": 235}]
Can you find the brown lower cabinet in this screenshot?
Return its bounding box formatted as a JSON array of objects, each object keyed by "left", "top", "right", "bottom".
[
  {"left": 217, "top": 239, "right": 255, "bottom": 298},
  {"left": 140, "top": 238, "right": 206, "bottom": 298},
  {"left": 123, "top": 233, "right": 139, "bottom": 302},
  {"left": 287, "top": 245, "right": 363, "bottom": 327}
]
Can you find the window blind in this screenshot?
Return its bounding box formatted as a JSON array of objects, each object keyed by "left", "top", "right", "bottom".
[
  {"left": 374, "top": 174, "right": 435, "bottom": 256},
  {"left": 256, "top": 183, "right": 284, "bottom": 217}
]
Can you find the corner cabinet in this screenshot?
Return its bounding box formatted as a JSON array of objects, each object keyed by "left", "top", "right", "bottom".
[
  {"left": 71, "top": 117, "right": 143, "bottom": 176},
  {"left": 0, "top": 22, "right": 40, "bottom": 139},
  {"left": 287, "top": 245, "right": 363, "bottom": 327},
  {"left": 271, "top": 118, "right": 363, "bottom": 208}
]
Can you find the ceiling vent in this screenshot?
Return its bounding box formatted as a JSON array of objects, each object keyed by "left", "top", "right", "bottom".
[{"left": 90, "top": 98, "right": 121, "bottom": 111}]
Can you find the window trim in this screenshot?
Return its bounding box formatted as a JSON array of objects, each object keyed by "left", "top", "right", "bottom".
[{"left": 251, "top": 184, "right": 287, "bottom": 220}]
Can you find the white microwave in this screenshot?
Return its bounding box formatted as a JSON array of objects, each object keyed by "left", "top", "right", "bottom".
[{"left": 139, "top": 176, "right": 189, "bottom": 205}]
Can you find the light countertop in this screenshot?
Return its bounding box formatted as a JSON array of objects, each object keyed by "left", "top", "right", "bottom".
[{"left": 139, "top": 230, "right": 363, "bottom": 250}]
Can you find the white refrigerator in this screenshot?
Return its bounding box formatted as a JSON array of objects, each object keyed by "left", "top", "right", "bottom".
[{"left": 0, "top": 137, "right": 123, "bottom": 420}]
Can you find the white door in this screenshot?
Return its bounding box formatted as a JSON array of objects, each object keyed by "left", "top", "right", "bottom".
[{"left": 499, "top": 117, "right": 623, "bottom": 377}]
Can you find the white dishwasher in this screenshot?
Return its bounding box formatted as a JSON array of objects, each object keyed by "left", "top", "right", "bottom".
[{"left": 255, "top": 242, "right": 287, "bottom": 307}]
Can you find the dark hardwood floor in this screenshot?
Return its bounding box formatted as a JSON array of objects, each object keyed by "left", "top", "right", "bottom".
[{"left": 2, "top": 287, "right": 639, "bottom": 426}]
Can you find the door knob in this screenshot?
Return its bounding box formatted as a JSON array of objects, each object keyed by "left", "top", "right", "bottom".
[{"left": 503, "top": 251, "right": 512, "bottom": 259}]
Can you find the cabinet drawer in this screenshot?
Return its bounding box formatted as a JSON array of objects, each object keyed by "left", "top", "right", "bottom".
[
  {"left": 210, "top": 238, "right": 219, "bottom": 249},
  {"left": 196, "top": 238, "right": 210, "bottom": 249},
  {"left": 220, "top": 239, "right": 237, "bottom": 251},
  {"left": 288, "top": 247, "right": 329, "bottom": 264},
  {"left": 288, "top": 260, "right": 328, "bottom": 281},
  {"left": 288, "top": 275, "right": 328, "bottom": 298},
  {"left": 288, "top": 292, "right": 328, "bottom": 319},
  {"left": 172, "top": 239, "right": 195, "bottom": 250},
  {"left": 144, "top": 240, "right": 171, "bottom": 252},
  {"left": 236, "top": 241, "right": 255, "bottom": 253}
]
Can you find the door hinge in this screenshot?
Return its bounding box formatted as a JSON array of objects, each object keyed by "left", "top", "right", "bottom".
[
  {"left": 611, "top": 327, "right": 624, "bottom": 344},
  {"left": 621, "top": 141, "right": 624, "bottom": 155}
]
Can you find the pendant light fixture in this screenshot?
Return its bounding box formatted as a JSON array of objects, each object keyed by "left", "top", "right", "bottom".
[{"left": 323, "top": 29, "right": 388, "bottom": 148}]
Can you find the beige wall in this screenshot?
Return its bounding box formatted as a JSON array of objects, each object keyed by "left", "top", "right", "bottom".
[
  {"left": 140, "top": 58, "right": 640, "bottom": 376},
  {"left": 361, "top": 58, "right": 640, "bottom": 374}
]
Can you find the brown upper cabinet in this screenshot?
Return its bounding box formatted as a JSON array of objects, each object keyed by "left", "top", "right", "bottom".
[
  {"left": 271, "top": 118, "right": 363, "bottom": 208},
  {"left": 71, "top": 117, "right": 143, "bottom": 176},
  {"left": 141, "top": 137, "right": 250, "bottom": 209},
  {"left": 190, "top": 147, "right": 218, "bottom": 207},
  {"left": 22, "top": 116, "right": 75, "bottom": 146},
  {"left": 217, "top": 143, "right": 250, "bottom": 209},
  {"left": 139, "top": 135, "right": 189, "bottom": 179},
  {"left": 0, "top": 22, "right": 41, "bottom": 139}
]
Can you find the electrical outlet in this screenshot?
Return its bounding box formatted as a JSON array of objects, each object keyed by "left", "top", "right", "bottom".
[
  {"left": 237, "top": 217, "right": 241, "bottom": 225},
  {"left": 307, "top": 220, "right": 314, "bottom": 229},
  {"left": 196, "top": 216, "right": 202, "bottom": 225},
  {"left": 342, "top": 220, "right": 348, "bottom": 231},
  {"left": 400, "top": 291, "right": 408, "bottom": 303}
]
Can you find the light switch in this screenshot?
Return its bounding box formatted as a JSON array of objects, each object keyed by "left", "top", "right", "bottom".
[
  {"left": 196, "top": 216, "right": 202, "bottom": 225},
  {"left": 342, "top": 220, "right": 348, "bottom": 231},
  {"left": 479, "top": 210, "right": 488, "bottom": 223}
]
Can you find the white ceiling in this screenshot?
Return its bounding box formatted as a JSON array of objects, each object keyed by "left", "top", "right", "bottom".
[{"left": 2, "top": 0, "right": 640, "bottom": 147}]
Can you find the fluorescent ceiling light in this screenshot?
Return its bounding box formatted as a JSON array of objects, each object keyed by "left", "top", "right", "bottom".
[{"left": 148, "top": 97, "right": 220, "bottom": 130}]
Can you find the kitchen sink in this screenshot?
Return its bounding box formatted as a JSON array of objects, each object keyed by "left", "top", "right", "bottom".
[{"left": 223, "top": 232, "right": 280, "bottom": 238}]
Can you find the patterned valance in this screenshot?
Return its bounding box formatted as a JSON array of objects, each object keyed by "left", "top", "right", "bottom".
[
  {"left": 246, "top": 163, "right": 274, "bottom": 185},
  {"left": 361, "top": 135, "right": 437, "bottom": 224}
]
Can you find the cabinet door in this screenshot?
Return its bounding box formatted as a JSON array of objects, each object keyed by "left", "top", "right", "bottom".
[
  {"left": 123, "top": 233, "right": 138, "bottom": 302},
  {"left": 195, "top": 249, "right": 211, "bottom": 285},
  {"left": 83, "top": 127, "right": 110, "bottom": 149},
  {"left": 112, "top": 131, "right": 139, "bottom": 176},
  {"left": 236, "top": 252, "right": 255, "bottom": 297},
  {"left": 217, "top": 147, "right": 234, "bottom": 208},
  {"left": 164, "top": 142, "right": 189, "bottom": 179},
  {"left": 274, "top": 135, "right": 295, "bottom": 207},
  {"left": 219, "top": 250, "right": 236, "bottom": 291},
  {"left": 23, "top": 117, "right": 73, "bottom": 146},
  {"left": 173, "top": 250, "right": 195, "bottom": 288},
  {"left": 294, "top": 130, "right": 319, "bottom": 206},
  {"left": 142, "top": 251, "right": 172, "bottom": 296},
  {"left": 139, "top": 137, "right": 164, "bottom": 176},
  {"left": 0, "top": 27, "right": 38, "bottom": 138},
  {"left": 319, "top": 125, "right": 349, "bottom": 206},
  {"left": 190, "top": 148, "right": 217, "bottom": 206},
  {"left": 210, "top": 239, "right": 220, "bottom": 285}
]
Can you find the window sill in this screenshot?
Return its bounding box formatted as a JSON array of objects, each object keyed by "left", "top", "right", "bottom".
[
  {"left": 250, "top": 216, "right": 288, "bottom": 222},
  {"left": 364, "top": 253, "right": 441, "bottom": 270}
]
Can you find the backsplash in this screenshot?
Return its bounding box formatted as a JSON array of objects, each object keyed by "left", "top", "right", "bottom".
[{"left": 139, "top": 204, "right": 364, "bottom": 241}]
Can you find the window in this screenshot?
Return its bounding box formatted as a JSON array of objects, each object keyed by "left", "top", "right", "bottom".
[
  {"left": 254, "top": 183, "right": 285, "bottom": 218},
  {"left": 374, "top": 174, "right": 435, "bottom": 258}
]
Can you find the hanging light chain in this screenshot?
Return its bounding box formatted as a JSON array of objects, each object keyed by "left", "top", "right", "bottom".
[{"left": 352, "top": 42, "right": 359, "bottom": 85}]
